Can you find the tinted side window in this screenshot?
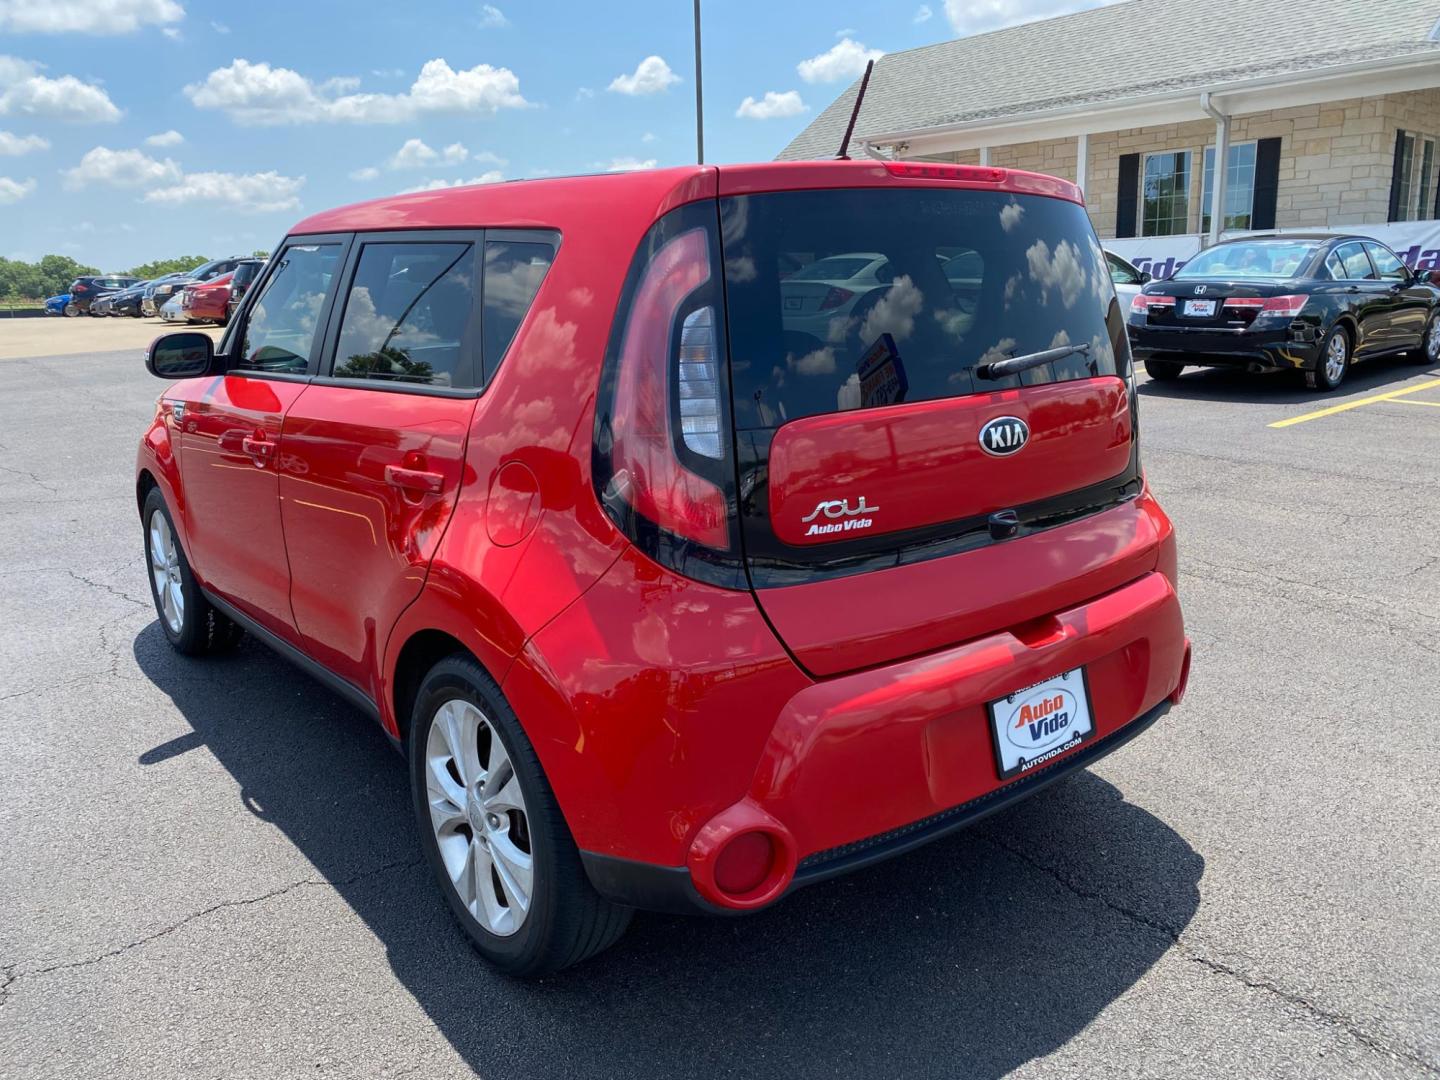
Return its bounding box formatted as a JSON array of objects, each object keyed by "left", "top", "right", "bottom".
[
  {"left": 1324, "top": 252, "right": 1347, "bottom": 281},
  {"left": 481, "top": 238, "right": 556, "bottom": 378},
  {"left": 237, "top": 243, "right": 342, "bottom": 373},
  {"left": 333, "top": 242, "right": 477, "bottom": 387},
  {"left": 1106, "top": 253, "right": 1141, "bottom": 285},
  {"left": 1336, "top": 242, "right": 1376, "bottom": 281},
  {"left": 1366, "top": 243, "right": 1409, "bottom": 282}
]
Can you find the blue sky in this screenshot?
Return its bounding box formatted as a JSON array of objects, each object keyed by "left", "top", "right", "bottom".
[{"left": 0, "top": 0, "right": 1106, "bottom": 270}]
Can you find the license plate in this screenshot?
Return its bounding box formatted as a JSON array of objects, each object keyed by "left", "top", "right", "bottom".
[
  {"left": 1184, "top": 299, "right": 1216, "bottom": 317},
  {"left": 988, "top": 667, "right": 1095, "bottom": 780}
]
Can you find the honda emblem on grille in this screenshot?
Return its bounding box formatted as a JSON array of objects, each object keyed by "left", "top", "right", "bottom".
[{"left": 979, "top": 416, "right": 1030, "bottom": 457}]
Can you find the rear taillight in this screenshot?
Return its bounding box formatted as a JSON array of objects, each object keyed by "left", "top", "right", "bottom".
[
  {"left": 594, "top": 203, "right": 738, "bottom": 580},
  {"left": 818, "top": 286, "right": 854, "bottom": 311},
  {"left": 1130, "top": 294, "right": 1174, "bottom": 313},
  {"left": 1259, "top": 295, "right": 1307, "bottom": 317}
]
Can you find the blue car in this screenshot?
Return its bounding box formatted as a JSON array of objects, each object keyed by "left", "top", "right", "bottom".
[{"left": 44, "top": 293, "right": 76, "bottom": 317}]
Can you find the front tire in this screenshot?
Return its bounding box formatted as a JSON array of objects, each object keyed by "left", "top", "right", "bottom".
[
  {"left": 1144, "top": 357, "right": 1185, "bottom": 381},
  {"left": 409, "top": 654, "right": 631, "bottom": 976},
  {"left": 1411, "top": 312, "right": 1440, "bottom": 366},
  {"left": 142, "top": 487, "right": 243, "bottom": 656},
  {"left": 1307, "top": 325, "right": 1350, "bottom": 391}
]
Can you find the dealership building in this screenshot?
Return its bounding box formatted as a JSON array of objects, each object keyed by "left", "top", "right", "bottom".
[{"left": 781, "top": 0, "right": 1440, "bottom": 272}]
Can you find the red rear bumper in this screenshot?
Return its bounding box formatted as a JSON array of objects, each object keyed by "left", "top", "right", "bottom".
[{"left": 542, "top": 559, "right": 1187, "bottom": 914}]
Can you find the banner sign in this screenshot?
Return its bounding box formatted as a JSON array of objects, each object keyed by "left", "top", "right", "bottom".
[{"left": 1105, "top": 221, "right": 1440, "bottom": 280}]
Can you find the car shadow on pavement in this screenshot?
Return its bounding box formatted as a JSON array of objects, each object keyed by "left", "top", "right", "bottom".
[
  {"left": 1138, "top": 355, "right": 1435, "bottom": 404},
  {"left": 134, "top": 622, "right": 1202, "bottom": 1080}
]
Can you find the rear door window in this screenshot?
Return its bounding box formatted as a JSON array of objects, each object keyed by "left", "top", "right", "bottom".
[
  {"left": 1335, "top": 242, "right": 1377, "bottom": 281},
  {"left": 331, "top": 241, "right": 479, "bottom": 388},
  {"left": 720, "top": 187, "right": 1123, "bottom": 430}
]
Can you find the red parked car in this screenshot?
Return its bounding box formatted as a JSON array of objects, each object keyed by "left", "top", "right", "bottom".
[
  {"left": 136, "top": 161, "right": 1190, "bottom": 976},
  {"left": 180, "top": 271, "right": 234, "bottom": 325}
]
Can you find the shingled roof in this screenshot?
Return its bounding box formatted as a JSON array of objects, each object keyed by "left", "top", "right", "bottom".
[{"left": 778, "top": 0, "right": 1440, "bottom": 159}]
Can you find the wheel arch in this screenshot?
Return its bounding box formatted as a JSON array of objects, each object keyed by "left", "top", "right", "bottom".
[{"left": 390, "top": 628, "right": 478, "bottom": 749}]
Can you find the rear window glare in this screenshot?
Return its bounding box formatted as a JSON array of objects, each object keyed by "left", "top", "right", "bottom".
[
  {"left": 1174, "top": 241, "right": 1319, "bottom": 280},
  {"left": 720, "top": 188, "right": 1124, "bottom": 430}
]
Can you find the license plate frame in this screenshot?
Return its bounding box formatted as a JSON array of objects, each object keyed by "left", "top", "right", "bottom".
[
  {"left": 987, "top": 667, "right": 1096, "bottom": 780},
  {"left": 1183, "top": 299, "right": 1217, "bottom": 317}
]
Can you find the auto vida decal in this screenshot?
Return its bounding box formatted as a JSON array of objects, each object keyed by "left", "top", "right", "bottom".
[
  {"left": 978, "top": 416, "right": 1029, "bottom": 457},
  {"left": 800, "top": 496, "right": 879, "bottom": 537}
]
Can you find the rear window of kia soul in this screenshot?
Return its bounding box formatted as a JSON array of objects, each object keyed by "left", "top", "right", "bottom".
[{"left": 720, "top": 187, "right": 1127, "bottom": 429}]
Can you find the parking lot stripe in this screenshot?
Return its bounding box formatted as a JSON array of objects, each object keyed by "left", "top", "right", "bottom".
[
  {"left": 1268, "top": 378, "right": 1440, "bottom": 428},
  {"left": 1391, "top": 397, "right": 1440, "bottom": 407}
]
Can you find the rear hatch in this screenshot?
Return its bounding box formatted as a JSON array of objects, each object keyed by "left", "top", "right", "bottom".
[{"left": 719, "top": 174, "right": 1144, "bottom": 677}]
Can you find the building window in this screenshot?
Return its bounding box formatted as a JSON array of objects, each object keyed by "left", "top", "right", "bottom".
[
  {"left": 1417, "top": 137, "right": 1437, "bottom": 220},
  {"left": 1201, "top": 142, "right": 1257, "bottom": 233},
  {"left": 1141, "top": 151, "right": 1192, "bottom": 236}
]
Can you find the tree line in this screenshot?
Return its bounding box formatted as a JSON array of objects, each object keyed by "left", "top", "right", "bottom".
[{"left": 0, "top": 252, "right": 271, "bottom": 301}]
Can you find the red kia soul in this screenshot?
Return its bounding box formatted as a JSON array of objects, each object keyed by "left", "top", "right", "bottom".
[{"left": 137, "top": 161, "right": 1190, "bottom": 975}]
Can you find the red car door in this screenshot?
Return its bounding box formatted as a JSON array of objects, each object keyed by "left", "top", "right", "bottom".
[
  {"left": 278, "top": 235, "right": 482, "bottom": 698},
  {"left": 176, "top": 239, "right": 348, "bottom": 641}
]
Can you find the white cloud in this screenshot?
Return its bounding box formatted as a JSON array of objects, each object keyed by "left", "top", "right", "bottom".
[
  {"left": 479, "top": 4, "right": 507, "bottom": 27},
  {"left": 0, "top": 56, "right": 122, "bottom": 122},
  {"left": 186, "top": 57, "right": 529, "bottom": 125},
  {"left": 943, "top": 0, "right": 1115, "bottom": 35},
  {"left": 397, "top": 171, "right": 504, "bottom": 193},
  {"left": 641, "top": 131, "right": 656, "bottom": 143},
  {"left": 835, "top": 27, "right": 856, "bottom": 38},
  {"left": 386, "top": 138, "right": 478, "bottom": 169},
  {"left": 797, "top": 38, "right": 884, "bottom": 83},
  {"left": 63, "top": 146, "right": 181, "bottom": 188},
  {"left": 211, "top": 20, "right": 230, "bottom": 34},
  {"left": 145, "top": 170, "right": 304, "bottom": 213},
  {"left": 575, "top": 86, "right": 594, "bottom": 101},
  {"left": 61, "top": 143, "right": 302, "bottom": 212},
  {"left": 161, "top": 26, "right": 181, "bottom": 40},
  {"left": 0, "top": 175, "right": 34, "bottom": 203},
  {"left": 144, "top": 128, "right": 184, "bottom": 147},
  {"left": 604, "top": 157, "right": 657, "bottom": 172},
  {"left": 736, "top": 90, "right": 808, "bottom": 120},
  {"left": 0, "top": 0, "right": 183, "bottom": 34},
  {"left": 999, "top": 200, "right": 1024, "bottom": 231},
  {"left": 607, "top": 56, "right": 679, "bottom": 96},
  {"left": 914, "top": 4, "right": 934, "bottom": 21},
  {"left": 349, "top": 165, "right": 380, "bottom": 181},
  {"left": 1025, "top": 238, "right": 1087, "bottom": 307},
  {"left": 0, "top": 129, "right": 47, "bottom": 155}
]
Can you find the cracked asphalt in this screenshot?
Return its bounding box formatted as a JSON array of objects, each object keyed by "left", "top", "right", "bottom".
[{"left": 1, "top": 341, "right": 1438, "bottom": 1079}]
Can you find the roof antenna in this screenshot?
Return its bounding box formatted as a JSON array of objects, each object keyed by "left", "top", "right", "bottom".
[{"left": 835, "top": 59, "right": 874, "bottom": 160}]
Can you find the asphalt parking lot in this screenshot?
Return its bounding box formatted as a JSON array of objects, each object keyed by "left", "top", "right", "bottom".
[{"left": 1, "top": 323, "right": 1437, "bottom": 1079}]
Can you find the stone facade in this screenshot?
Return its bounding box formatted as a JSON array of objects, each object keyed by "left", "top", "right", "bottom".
[{"left": 911, "top": 89, "right": 1440, "bottom": 239}]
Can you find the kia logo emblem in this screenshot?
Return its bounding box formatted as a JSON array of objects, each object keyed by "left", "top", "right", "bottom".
[{"left": 979, "top": 416, "right": 1029, "bottom": 457}]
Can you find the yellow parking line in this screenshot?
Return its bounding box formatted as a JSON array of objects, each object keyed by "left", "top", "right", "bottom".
[
  {"left": 1391, "top": 397, "right": 1440, "bottom": 408},
  {"left": 1268, "top": 379, "right": 1440, "bottom": 428}
]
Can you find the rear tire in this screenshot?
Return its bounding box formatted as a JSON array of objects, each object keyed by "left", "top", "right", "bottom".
[
  {"left": 64, "top": 302, "right": 78, "bottom": 317},
  {"left": 409, "top": 654, "right": 631, "bottom": 976},
  {"left": 1144, "top": 357, "right": 1185, "bottom": 381},
  {"left": 1306, "top": 325, "right": 1350, "bottom": 392},
  {"left": 141, "top": 487, "right": 244, "bottom": 656}
]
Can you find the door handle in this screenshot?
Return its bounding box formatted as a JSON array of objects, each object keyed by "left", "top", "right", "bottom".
[
  {"left": 241, "top": 435, "right": 274, "bottom": 463},
  {"left": 385, "top": 465, "right": 444, "bottom": 495}
]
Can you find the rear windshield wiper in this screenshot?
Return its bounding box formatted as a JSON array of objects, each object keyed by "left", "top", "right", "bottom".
[{"left": 976, "top": 342, "right": 1091, "bottom": 381}]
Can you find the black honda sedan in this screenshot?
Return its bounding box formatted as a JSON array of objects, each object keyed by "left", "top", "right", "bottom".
[{"left": 1128, "top": 234, "right": 1440, "bottom": 392}]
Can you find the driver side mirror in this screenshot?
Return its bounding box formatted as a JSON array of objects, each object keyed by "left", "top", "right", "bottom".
[
  {"left": 1415, "top": 268, "right": 1436, "bottom": 285},
  {"left": 147, "top": 331, "right": 215, "bottom": 379},
  {"left": 1138, "top": 271, "right": 1153, "bottom": 284}
]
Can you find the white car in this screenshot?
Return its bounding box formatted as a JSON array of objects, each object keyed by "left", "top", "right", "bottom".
[
  {"left": 779, "top": 252, "right": 895, "bottom": 341},
  {"left": 1104, "top": 250, "right": 1151, "bottom": 310},
  {"left": 158, "top": 292, "right": 187, "bottom": 323}
]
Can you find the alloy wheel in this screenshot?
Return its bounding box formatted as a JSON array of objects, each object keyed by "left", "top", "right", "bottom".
[
  {"left": 1427, "top": 318, "right": 1440, "bottom": 363},
  {"left": 425, "top": 698, "right": 534, "bottom": 937},
  {"left": 147, "top": 509, "right": 185, "bottom": 634},
  {"left": 1324, "top": 332, "right": 1348, "bottom": 384}
]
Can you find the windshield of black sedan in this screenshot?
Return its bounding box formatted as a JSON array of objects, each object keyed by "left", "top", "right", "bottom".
[{"left": 1174, "top": 241, "right": 1319, "bottom": 280}]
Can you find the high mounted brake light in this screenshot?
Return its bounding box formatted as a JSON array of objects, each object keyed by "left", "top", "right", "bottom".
[{"left": 884, "top": 162, "right": 1085, "bottom": 205}]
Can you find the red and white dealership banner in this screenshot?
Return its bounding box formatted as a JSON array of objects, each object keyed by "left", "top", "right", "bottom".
[{"left": 1105, "top": 220, "right": 1440, "bottom": 280}]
